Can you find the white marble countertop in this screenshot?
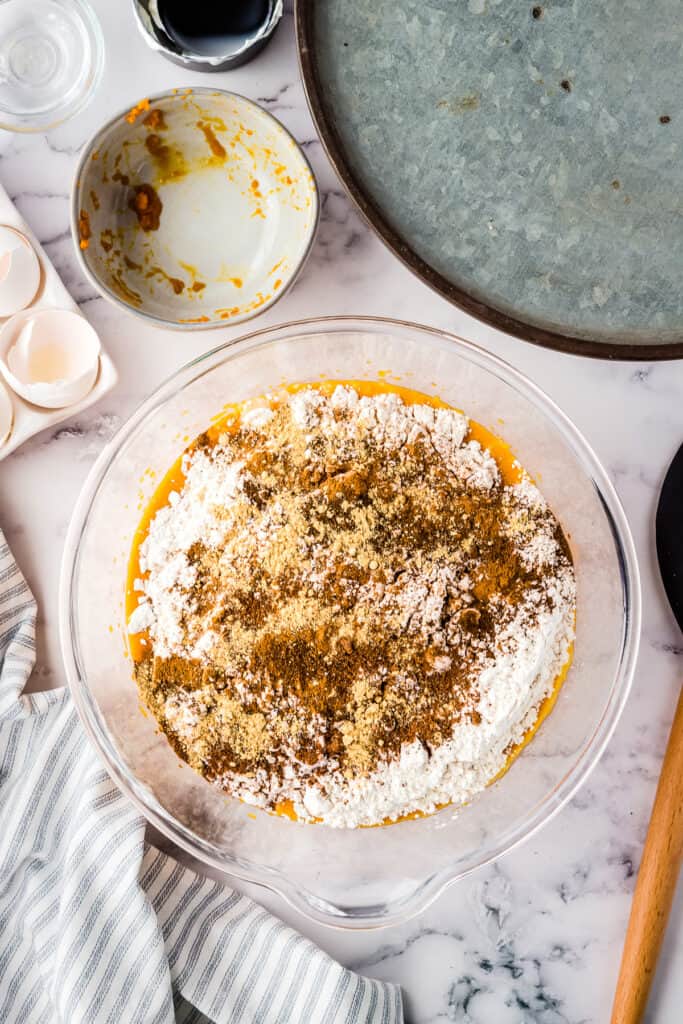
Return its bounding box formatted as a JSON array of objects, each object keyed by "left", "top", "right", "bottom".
[{"left": 1, "top": 3, "right": 682, "bottom": 1020}]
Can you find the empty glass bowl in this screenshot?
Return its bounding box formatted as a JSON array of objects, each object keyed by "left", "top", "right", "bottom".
[
  {"left": 0, "top": 0, "right": 103, "bottom": 132},
  {"left": 60, "top": 317, "right": 640, "bottom": 928}
]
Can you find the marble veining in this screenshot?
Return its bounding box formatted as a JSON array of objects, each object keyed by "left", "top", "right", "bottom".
[{"left": 0, "top": 1, "right": 681, "bottom": 1020}]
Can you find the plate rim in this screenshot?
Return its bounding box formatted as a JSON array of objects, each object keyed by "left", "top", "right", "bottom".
[{"left": 295, "top": 2, "right": 683, "bottom": 361}]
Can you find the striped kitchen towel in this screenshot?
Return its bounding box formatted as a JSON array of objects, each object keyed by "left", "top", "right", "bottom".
[{"left": 0, "top": 531, "right": 403, "bottom": 1024}]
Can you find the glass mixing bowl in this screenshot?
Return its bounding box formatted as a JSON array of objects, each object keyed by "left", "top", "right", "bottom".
[{"left": 60, "top": 317, "right": 640, "bottom": 928}]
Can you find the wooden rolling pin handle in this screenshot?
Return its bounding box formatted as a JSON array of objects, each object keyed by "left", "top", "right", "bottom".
[{"left": 611, "top": 686, "right": 683, "bottom": 1024}]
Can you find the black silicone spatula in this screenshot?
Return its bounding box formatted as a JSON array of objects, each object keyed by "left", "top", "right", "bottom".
[
  {"left": 657, "top": 444, "right": 683, "bottom": 627},
  {"left": 611, "top": 443, "right": 683, "bottom": 1023}
]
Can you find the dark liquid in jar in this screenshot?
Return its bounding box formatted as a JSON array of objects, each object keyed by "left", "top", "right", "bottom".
[{"left": 159, "top": 0, "right": 272, "bottom": 56}]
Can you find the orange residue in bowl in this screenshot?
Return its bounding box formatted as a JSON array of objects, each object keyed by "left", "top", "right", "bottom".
[
  {"left": 146, "top": 265, "right": 185, "bottom": 295},
  {"left": 197, "top": 121, "right": 227, "bottom": 162},
  {"left": 78, "top": 209, "right": 91, "bottom": 250},
  {"left": 126, "top": 98, "right": 150, "bottom": 124},
  {"left": 129, "top": 184, "right": 163, "bottom": 232},
  {"left": 110, "top": 272, "right": 142, "bottom": 307},
  {"left": 143, "top": 107, "right": 167, "bottom": 132},
  {"left": 214, "top": 290, "right": 272, "bottom": 320}
]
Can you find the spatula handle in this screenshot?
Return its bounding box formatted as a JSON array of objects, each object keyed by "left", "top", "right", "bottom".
[{"left": 611, "top": 687, "right": 683, "bottom": 1024}]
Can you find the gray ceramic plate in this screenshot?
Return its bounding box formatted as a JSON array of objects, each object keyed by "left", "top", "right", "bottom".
[{"left": 297, "top": 1, "right": 683, "bottom": 359}]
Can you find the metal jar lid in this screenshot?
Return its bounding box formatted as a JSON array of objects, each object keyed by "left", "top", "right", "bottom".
[{"left": 132, "top": 1, "right": 283, "bottom": 72}]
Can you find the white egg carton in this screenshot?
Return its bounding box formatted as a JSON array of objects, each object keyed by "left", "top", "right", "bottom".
[{"left": 0, "top": 181, "right": 117, "bottom": 461}]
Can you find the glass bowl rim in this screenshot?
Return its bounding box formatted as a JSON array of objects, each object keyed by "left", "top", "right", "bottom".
[{"left": 59, "top": 315, "right": 641, "bottom": 929}]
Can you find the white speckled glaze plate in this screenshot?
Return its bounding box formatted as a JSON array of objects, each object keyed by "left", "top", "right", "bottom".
[
  {"left": 72, "top": 89, "right": 319, "bottom": 329},
  {"left": 297, "top": 1, "right": 683, "bottom": 359}
]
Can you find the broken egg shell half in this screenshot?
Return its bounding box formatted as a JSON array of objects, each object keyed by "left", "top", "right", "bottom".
[
  {"left": 0, "top": 308, "right": 101, "bottom": 409},
  {"left": 0, "top": 226, "right": 41, "bottom": 318},
  {"left": 0, "top": 378, "right": 13, "bottom": 446}
]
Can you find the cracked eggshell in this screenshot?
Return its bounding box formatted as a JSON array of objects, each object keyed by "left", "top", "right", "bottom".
[
  {"left": 0, "top": 378, "right": 12, "bottom": 445},
  {"left": 0, "top": 308, "right": 101, "bottom": 409},
  {"left": 0, "top": 226, "right": 41, "bottom": 318}
]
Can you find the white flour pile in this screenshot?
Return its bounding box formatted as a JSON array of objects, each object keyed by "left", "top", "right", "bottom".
[{"left": 129, "top": 385, "right": 576, "bottom": 827}]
